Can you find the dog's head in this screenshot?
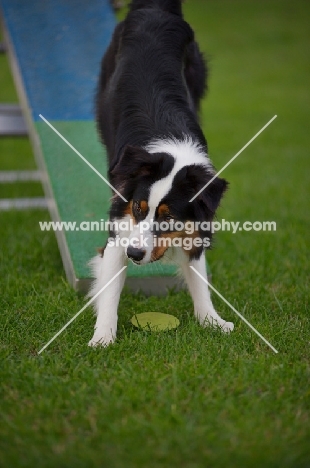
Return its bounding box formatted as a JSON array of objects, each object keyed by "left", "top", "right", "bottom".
[{"left": 109, "top": 143, "right": 228, "bottom": 264}]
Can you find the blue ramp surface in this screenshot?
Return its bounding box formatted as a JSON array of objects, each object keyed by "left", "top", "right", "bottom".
[{"left": 0, "top": 0, "right": 116, "bottom": 121}]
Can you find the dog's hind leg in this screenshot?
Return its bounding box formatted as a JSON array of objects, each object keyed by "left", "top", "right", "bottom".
[
  {"left": 88, "top": 244, "right": 127, "bottom": 346},
  {"left": 184, "top": 41, "right": 207, "bottom": 116},
  {"left": 179, "top": 252, "right": 234, "bottom": 333}
]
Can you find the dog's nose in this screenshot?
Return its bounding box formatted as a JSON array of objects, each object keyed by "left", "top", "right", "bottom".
[{"left": 127, "top": 246, "right": 145, "bottom": 262}]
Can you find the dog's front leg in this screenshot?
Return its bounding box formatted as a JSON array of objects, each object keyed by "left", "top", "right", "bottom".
[
  {"left": 88, "top": 244, "right": 127, "bottom": 347},
  {"left": 180, "top": 253, "right": 234, "bottom": 333}
]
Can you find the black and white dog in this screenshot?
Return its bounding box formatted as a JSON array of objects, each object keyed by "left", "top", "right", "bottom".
[{"left": 89, "top": 0, "right": 234, "bottom": 346}]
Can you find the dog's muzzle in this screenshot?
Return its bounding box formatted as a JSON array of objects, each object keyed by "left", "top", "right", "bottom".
[{"left": 127, "top": 246, "right": 146, "bottom": 263}]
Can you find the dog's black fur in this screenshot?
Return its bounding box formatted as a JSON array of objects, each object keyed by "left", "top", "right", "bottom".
[
  {"left": 96, "top": 0, "right": 227, "bottom": 259},
  {"left": 96, "top": 0, "right": 207, "bottom": 166}
]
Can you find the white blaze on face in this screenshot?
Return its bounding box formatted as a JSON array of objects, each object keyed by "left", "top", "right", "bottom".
[{"left": 125, "top": 137, "right": 213, "bottom": 264}]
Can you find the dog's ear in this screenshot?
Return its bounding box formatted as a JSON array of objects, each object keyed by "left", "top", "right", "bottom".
[
  {"left": 110, "top": 145, "right": 174, "bottom": 181},
  {"left": 109, "top": 146, "right": 152, "bottom": 180},
  {"left": 181, "top": 165, "right": 228, "bottom": 214},
  {"left": 198, "top": 174, "right": 228, "bottom": 213}
]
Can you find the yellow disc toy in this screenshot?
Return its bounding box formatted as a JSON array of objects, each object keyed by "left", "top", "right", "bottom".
[{"left": 131, "top": 312, "right": 180, "bottom": 332}]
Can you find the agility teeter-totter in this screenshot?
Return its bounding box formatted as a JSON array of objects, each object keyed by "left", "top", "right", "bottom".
[{"left": 0, "top": 0, "right": 188, "bottom": 294}]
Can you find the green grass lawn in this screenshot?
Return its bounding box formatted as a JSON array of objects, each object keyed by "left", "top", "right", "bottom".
[{"left": 1, "top": 1, "right": 310, "bottom": 467}]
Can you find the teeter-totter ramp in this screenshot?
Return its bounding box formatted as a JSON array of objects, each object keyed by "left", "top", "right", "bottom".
[{"left": 0, "top": 0, "right": 183, "bottom": 294}]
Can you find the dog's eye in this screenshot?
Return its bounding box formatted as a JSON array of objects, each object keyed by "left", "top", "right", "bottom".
[
  {"left": 165, "top": 214, "right": 173, "bottom": 221},
  {"left": 134, "top": 201, "right": 141, "bottom": 213}
]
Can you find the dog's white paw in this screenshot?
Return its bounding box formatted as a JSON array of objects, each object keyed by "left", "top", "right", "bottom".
[
  {"left": 220, "top": 321, "right": 234, "bottom": 333},
  {"left": 88, "top": 333, "right": 115, "bottom": 348},
  {"left": 202, "top": 317, "right": 234, "bottom": 333}
]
